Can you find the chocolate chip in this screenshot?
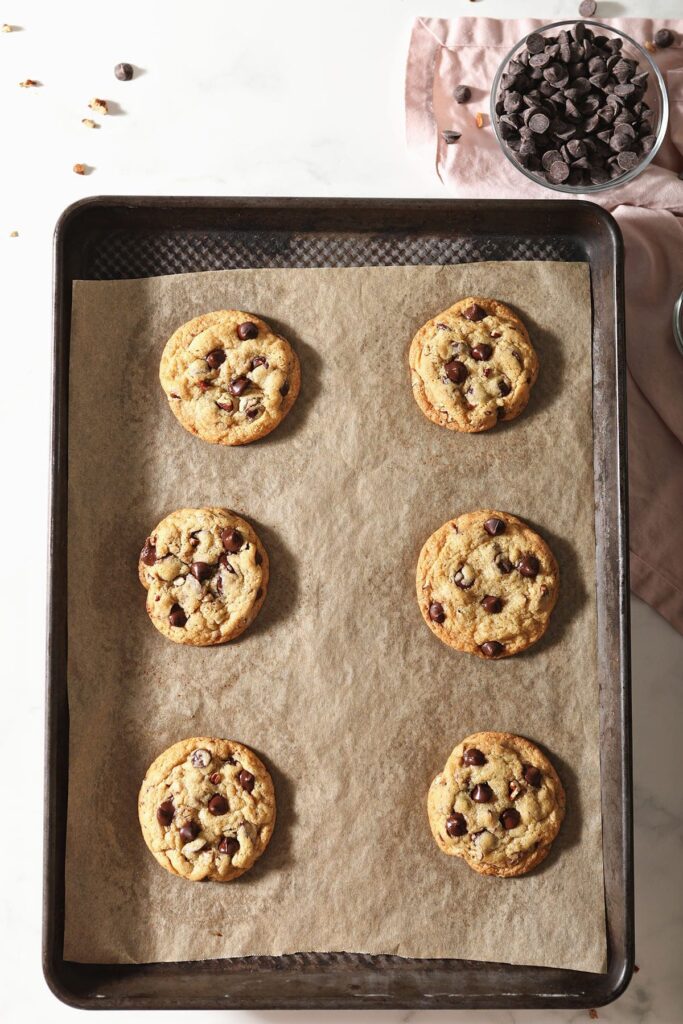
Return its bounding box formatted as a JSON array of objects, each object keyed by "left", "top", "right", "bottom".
[
  {"left": 463, "top": 303, "right": 487, "bottom": 322},
  {"left": 156, "top": 800, "right": 174, "bottom": 826},
  {"left": 579, "top": 0, "right": 596, "bottom": 15},
  {"left": 191, "top": 748, "right": 211, "bottom": 768},
  {"left": 179, "top": 820, "right": 200, "bottom": 843},
  {"left": 655, "top": 28, "right": 674, "bottom": 48},
  {"left": 250, "top": 356, "right": 267, "bottom": 370},
  {"left": 484, "top": 517, "right": 505, "bottom": 536},
  {"left": 444, "top": 359, "right": 468, "bottom": 384},
  {"left": 140, "top": 539, "right": 156, "bottom": 565},
  {"left": 454, "top": 567, "right": 474, "bottom": 590},
  {"left": 190, "top": 561, "right": 214, "bottom": 582},
  {"left": 209, "top": 772, "right": 221, "bottom": 784},
  {"left": 216, "top": 400, "right": 233, "bottom": 411},
  {"left": 239, "top": 770, "right": 255, "bottom": 792},
  {"left": 523, "top": 763, "right": 543, "bottom": 787},
  {"left": 454, "top": 85, "right": 471, "bottom": 104},
  {"left": 480, "top": 640, "right": 505, "bottom": 657},
  {"left": 481, "top": 594, "right": 503, "bottom": 614},
  {"left": 446, "top": 812, "right": 467, "bottom": 836},
  {"left": 471, "top": 343, "right": 493, "bottom": 361},
  {"left": 498, "top": 378, "right": 512, "bottom": 397},
  {"left": 526, "top": 33, "right": 546, "bottom": 55},
  {"left": 429, "top": 602, "right": 446, "bottom": 623},
  {"left": 495, "top": 554, "right": 514, "bottom": 574},
  {"left": 548, "top": 159, "right": 570, "bottom": 183},
  {"left": 208, "top": 794, "right": 229, "bottom": 816},
  {"left": 229, "top": 376, "right": 249, "bottom": 396},
  {"left": 206, "top": 348, "right": 226, "bottom": 369},
  {"left": 218, "top": 836, "right": 240, "bottom": 856},
  {"left": 236, "top": 321, "right": 258, "bottom": 340},
  {"left": 441, "top": 130, "right": 462, "bottom": 144},
  {"left": 219, "top": 553, "right": 236, "bottom": 574},
  {"left": 471, "top": 782, "right": 494, "bottom": 803},
  {"left": 463, "top": 748, "right": 486, "bottom": 766},
  {"left": 517, "top": 554, "right": 540, "bottom": 578},
  {"left": 221, "top": 528, "right": 243, "bottom": 553},
  {"left": 617, "top": 150, "right": 639, "bottom": 171},
  {"left": 114, "top": 62, "right": 134, "bottom": 81},
  {"left": 280, "top": 380, "right": 290, "bottom": 397},
  {"left": 169, "top": 604, "right": 187, "bottom": 628},
  {"left": 500, "top": 808, "right": 521, "bottom": 830},
  {"left": 246, "top": 407, "right": 261, "bottom": 420}
]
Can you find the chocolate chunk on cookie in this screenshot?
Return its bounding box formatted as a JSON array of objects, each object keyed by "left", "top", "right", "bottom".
[
  {"left": 138, "top": 506, "right": 268, "bottom": 646},
  {"left": 409, "top": 297, "right": 538, "bottom": 433},
  {"left": 416, "top": 509, "right": 559, "bottom": 657},
  {"left": 138, "top": 737, "right": 276, "bottom": 882},
  {"left": 160, "top": 310, "right": 300, "bottom": 445},
  {"left": 428, "top": 731, "right": 565, "bottom": 877}
]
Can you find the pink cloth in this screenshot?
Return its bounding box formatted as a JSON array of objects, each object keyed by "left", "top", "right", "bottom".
[{"left": 406, "top": 17, "right": 683, "bottom": 632}]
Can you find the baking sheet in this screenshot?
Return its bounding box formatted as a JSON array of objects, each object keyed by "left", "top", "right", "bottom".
[{"left": 63, "top": 260, "right": 606, "bottom": 973}]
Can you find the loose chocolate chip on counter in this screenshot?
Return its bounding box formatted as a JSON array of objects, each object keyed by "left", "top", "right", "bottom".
[
  {"left": 500, "top": 807, "right": 521, "bottom": 830},
  {"left": 114, "top": 62, "right": 134, "bottom": 81},
  {"left": 454, "top": 85, "right": 472, "bottom": 104},
  {"left": 239, "top": 770, "right": 255, "bottom": 792},
  {"left": 446, "top": 812, "right": 468, "bottom": 836},
  {"left": 209, "top": 772, "right": 222, "bottom": 784},
  {"left": 218, "top": 836, "right": 240, "bottom": 856},
  {"left": 140, "top": 539, "right": 156, "bottom": 565},
  {"left": 471, "top": 342, "right": 493, "bottom": 361},
  {"left": 191, "top": 748, "right": 211, "bottom": 768},
  {"left": 471, "top": 782, "right": 494, "bottom": 803},
  {"left": 441, "top": 130, "right": 462, "bottom": 144},
  {"left": 229, "top": 375, "right": 249, "bottom": 396},
  {"left": 208, "top": 794, "right": 229, "bottom": 816},
  {"left": 221, "top": 528, "right": 243, "bottom": 552},
  {"left": 463, "top": 303, "right": 487, "bottom": 321},
  {"left": 444, "top": 359, "right": 468, "bottom": 383},
  {"left": 429, "top": 602, "right": 446, "bottom": 623},
  {"left": 484, "top": 517, "right": 506, "bottom": 536},
  {"left": 655, "top": 28, "right": 674, "bottom": 48},
  {"left": 579, "top": 0, "right": 597, "bottom": 16},
  {"left": 179, "top": 820, "right": 200, "bottom": 843},
  {"left": 250, "top": 356, "right": 267, "bottom": 370},
  {"left": 206, "top": 348, "right": 226, "bottom": 369},
  {"left": 236, "top": 321, "right": 259, "bottom": 340},
  {"left": 523, "top": 763, "right": 543, "bottom": 787},
  {"left": 156, "top": 800, "right": 174, "bottom": 826},
  {"left": 190, "top": 561, "right": 214, "bottom": 582},
  {"left": 463, "top": 748, "right": 487, "bottom": 766},
  {"left": 480, "top": 640, "right": 505, "bottom": 657},
  {"left": 517, "top": 554, "right": 540, "bottom": 577},
  {"left": 481, "top": 594, "right": 504, "bottom": 614},
  {"left": 169, "top": 604, "right": 187, "bottom": 628}
]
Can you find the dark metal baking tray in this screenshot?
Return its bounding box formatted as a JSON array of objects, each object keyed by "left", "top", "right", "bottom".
[{"left": 45, "top": 196, "right": 632, "bottom": 1010}]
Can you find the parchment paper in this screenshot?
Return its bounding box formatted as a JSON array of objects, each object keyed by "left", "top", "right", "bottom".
[{"left": 64, "top": 261, "right": 606, "bottom": 973}]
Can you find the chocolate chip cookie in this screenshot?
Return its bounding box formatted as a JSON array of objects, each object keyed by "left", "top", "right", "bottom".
[
  {"left": 428, "top": 731, "right": 565, "bottom": 877},
  {"left": 139, "top": 737, "right": 276, "bottom": 882},
  {"left": 160, "top": 310, "right": 300, "bottom": 445},
  {"left": 409, "top": 298, "right": 538, "bottom": 432},
  {"left": 139, "top": 506, "right": 268, "bottom": 646},
  {"left": 416, "top": 510, "right": 559, "bottom": 658}
]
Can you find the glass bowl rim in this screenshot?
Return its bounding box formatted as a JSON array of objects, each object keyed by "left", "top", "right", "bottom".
[{"left": 489, "top": 19, "right": 670, "bottom": 194}]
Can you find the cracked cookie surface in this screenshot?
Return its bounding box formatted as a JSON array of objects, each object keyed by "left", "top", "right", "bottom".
[
  {"left": 139, "top": 737, "right": 276, "bottom": 882},
  {"left": 428, "top": 731, "right": 565, "bottom": 877},
  {"left": 160, "top": 309, "right": 300, "bottom": 445},
  {"left": 409, "top": 297, "right": 538, "bottom": 433},
  {"left": 416, "top": 510, "right": 559, "bottom": 658},
  {"left": 139, "top": 506, "right": 268, "bottom": 646}
]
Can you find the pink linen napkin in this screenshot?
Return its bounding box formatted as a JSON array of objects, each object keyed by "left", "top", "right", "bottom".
[{"left": 406, "top": 17, "right": 683, "bottom": 633}]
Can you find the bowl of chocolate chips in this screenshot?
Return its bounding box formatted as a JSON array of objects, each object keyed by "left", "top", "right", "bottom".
[{"left": 491, "top": 20, "right": 669, "bottom": 192}]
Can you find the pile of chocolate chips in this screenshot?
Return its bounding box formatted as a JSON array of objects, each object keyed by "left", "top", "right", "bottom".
[{"left": 494, "top": 22, "right": 657, "bottom": 187}]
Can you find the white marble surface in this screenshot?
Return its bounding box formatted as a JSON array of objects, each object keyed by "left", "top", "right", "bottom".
[{"left": 1, "top": 1, "right": 682, "bottom": 1021}]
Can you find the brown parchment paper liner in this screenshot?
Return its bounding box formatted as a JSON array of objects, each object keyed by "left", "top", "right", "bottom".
[{"left": 64, "top": 261, "right": 606, "bottom": 973}]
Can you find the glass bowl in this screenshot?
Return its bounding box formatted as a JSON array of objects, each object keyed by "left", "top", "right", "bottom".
[{"left": 490, "top": 20, "right": 669, "bottom": 194}]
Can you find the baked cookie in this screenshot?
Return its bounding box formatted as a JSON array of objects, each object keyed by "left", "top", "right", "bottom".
[
  {"left": 160, "top": 310, "right": 300, "bottom": 445},
  {"left": 139, "top": 506, "right": 268, "bottom": 646},
  {"left": 409, "top": 297, "right": 538, "bottom": 433},
  {"left": 416, "top": 510, "right": 559, "bottom": 658},
  {"left": 428, "top": 731, "right": 565, "bottom": 877},
  {"left": 139, "top": 737, "right": 276, "bottom": 882}
]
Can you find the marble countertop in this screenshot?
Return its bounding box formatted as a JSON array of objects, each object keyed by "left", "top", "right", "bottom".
[{"left": 0, "top": 0, "right": 681, "bottom": 1021}]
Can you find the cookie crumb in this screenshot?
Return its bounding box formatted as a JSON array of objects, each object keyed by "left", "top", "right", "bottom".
[
  {"left": 81, "top": 118, "right": 98, "bottom": 129},
  {"left": 634, "top": 964, "right": 640, "bottom": 972},
  {"left": 644, "top": 40, "right": 656, "bottom": 53},
  {"left": 19, "top": 78, "right": 39, "bottom": 88},
  {"left": 88, "top": 97, "right": 108, "bottom": 115},
  {"left": 9, "top": 230, "right": 18, "bottom": 237},
  {"left": 73, "top": 163, "right": 87, "bottom": 175},
  {"left": 2, "top": 23, "right": 13, "bottom": 31},
  {"left": 475, "top": 112, "right": 485, "bottom": 129},
  {"left": 589, "top": 1011, "right": 599, "bottom": 1020}
]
